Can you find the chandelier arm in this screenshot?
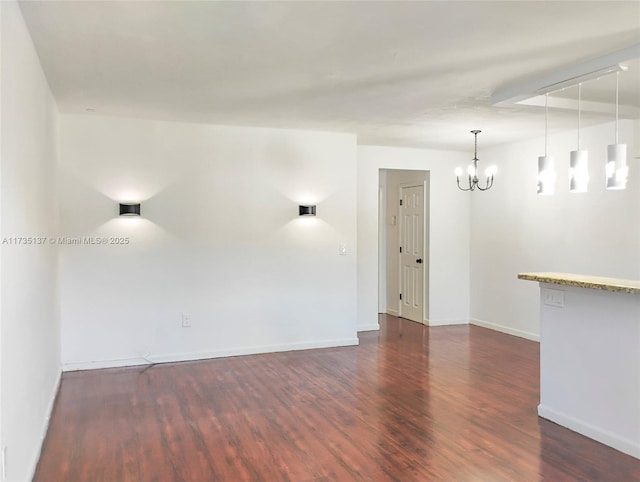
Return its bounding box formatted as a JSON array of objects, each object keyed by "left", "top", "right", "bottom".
[
  {"left": 486, "top": 177, "right": 494, "bottom": 190},
  {"left": 476, "top": 176, "right": 494, "bottom": 191},
  {"left": 456, "top": 177, "right": 473, "bottom": 191}
]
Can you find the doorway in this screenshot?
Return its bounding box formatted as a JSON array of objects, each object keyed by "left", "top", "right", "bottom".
[{"left": 378, "top": 169, "right": 430, "bottom": 325}]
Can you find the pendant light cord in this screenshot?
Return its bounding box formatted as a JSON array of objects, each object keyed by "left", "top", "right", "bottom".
[
  {"left": 544, "top": 94, "right": 548, "bottom": 156},
  {"left": 577, "top": 83, "right": 581, "bottom": 150}
]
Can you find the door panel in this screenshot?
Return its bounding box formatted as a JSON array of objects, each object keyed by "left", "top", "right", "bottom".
[{"left": 399, "top": 185, "right": 424, "bottom": 323}]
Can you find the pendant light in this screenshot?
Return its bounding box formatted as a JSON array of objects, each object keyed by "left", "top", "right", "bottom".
[
  {"left": 569, "top": 83, "right": 589, "bottom": 193},
  {"left": 606, "top": 71, "right": 628, "bottom": 190},
  {"left": 455, "top": 130, "right": 496, "bottom": 191},
  {"left": 537, "top": 94, "right": 556, "bottom": 195}
]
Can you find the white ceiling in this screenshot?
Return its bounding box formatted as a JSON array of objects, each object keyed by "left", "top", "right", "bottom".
[{"left": 18, "top": 0, "right": 640, "bottom": 150}]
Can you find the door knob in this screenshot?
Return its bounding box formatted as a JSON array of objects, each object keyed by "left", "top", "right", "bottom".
[{"left": 416, "top": 258, "right": 423, "bottom": 264}]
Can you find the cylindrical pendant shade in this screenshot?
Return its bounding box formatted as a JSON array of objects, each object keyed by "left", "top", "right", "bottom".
[
  {"left": 606, "top": 143, "right": 628, "bottom": 190},
  {"left": 537, "top": 155, "right": 556, "bottom": 195},
  {"left": 569, "top": 150, "right": 589, "bottom": 193}
]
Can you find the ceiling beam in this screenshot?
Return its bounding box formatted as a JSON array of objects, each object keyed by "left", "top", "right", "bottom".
[
  {"left": 516, "top": 95, "right": 640, "bottom": 119},
  {"left": 491, "top": 43, "right": 640, "bottom": 107}
]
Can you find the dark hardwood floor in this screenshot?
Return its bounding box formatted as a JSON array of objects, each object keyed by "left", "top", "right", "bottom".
[{"left": 35, "top": 314, "right": 640, "bottom": 481}]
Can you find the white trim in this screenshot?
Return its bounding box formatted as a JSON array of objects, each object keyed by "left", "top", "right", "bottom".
[
  {"left": 357, "top": 323, "right": 380, "bottom": 332},
  {"left": 397, "top": 185, "right": 404, "bottom": 320},
  {"left": 386, "top": 309, "right": 399, "bottom": 316},
  {"left": 538, "top": 404, "right": 640, "bottom": 459},
  {"left": 470, "top": 318, "right": 540, "bottom": 342},
  {"left": 26, "top": 367, "right": 62, "bottom": 481},
  {"left": 426, "top": 318, "right": 468, "bottom": 327},
  {"left": 63, "top": 338, "right": 360, "bottom": 372},
  {"left": 63, "top": 358, "right": 148, "bottom": 371},
  {"left": 378, "top": 185, "right": 387, "bottom": 314}
]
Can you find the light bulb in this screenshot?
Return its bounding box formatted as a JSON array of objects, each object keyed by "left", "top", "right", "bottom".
[
  {"left": 606, "top": 161, "right": 616, "bottom": 179},
  {"left": 616, "top": 165, "right": 629, "bottom": 183},
  {"left": 467, "top": 165, "right": 475, "bottom": 176},
  {"left": 539, "top": 170, "right": 557, "bottom": 184},
  {"left": 455, "top": 167, "right": 463, "bottom": 177}
]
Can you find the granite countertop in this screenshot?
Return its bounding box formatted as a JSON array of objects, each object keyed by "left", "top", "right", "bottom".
[{"left": 517, "top": 272, "right": 640, "bottom": 295}]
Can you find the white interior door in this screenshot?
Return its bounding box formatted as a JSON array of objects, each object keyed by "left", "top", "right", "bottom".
[{"left": 399, "top": 185, "right": 424, "bottom": 323}]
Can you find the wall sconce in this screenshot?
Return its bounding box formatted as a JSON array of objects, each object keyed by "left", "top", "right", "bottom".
[
  {"left": 299, "top": 205, "right": 316, "bottom": 216},
  {"left": 119, "top": 203, "right": 141, "bottom": 216}
]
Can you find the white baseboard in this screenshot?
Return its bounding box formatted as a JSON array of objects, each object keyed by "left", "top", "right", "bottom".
[
  {"left": 470, "top": 318, "right": 540, "bottom": 342},
  {"left": 386, "top": 309, "right": 399, "bottom": 316},
  {"left": 538, "top": 404, "right": 640, "bottom": 459},
  {"left": 357, "top": 324, "right": 380, "bottom": 332},
  {"left": 27, "top": 366, "right": 62, "bottom": 481},
  {"left": 63, "top": 357, "right": 149, "bottom": 371},
  {"left": 426, "top": 318, "right": 468, "bottom": 327},
  {"left": 62, "top": 337, "right": 360, "bottom": 372}
]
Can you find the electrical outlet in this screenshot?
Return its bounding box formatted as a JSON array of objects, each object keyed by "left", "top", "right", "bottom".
[
  {"left": 542, "top": 288, "right": 564, "bottom": 308},
  {"left": 182, "top": 313, "right": 192, "bottom": 328}
]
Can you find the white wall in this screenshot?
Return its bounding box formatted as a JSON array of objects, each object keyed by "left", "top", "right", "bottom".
[
  {"left": 59, "top": 114, "right": 358, "bottom": 370},
  {"left": 1, "top": 2, "right": 61, "bottom": 480},
  {"left": 470, "top": 120, "right": 639, "bottom": 340},
  {"left": 357, "top": 146, "right": 470, "bottom": 330}
]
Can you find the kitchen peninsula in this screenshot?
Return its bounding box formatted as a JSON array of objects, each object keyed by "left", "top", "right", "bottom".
[{"left": 518, "top": 272, "right": 640, "bottom": 459}]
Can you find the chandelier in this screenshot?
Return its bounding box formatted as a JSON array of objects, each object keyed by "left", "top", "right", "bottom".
[{"left": 455, "top": 130, "right": 496, "bottom": 191}]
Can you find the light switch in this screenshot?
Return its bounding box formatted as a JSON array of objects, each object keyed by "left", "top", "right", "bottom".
[{"left": 339, "top": 244, "right": 347, "bottom": 256}]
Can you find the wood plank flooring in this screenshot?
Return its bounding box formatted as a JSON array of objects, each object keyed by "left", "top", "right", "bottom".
[{"left": 35, "top": 315, "right": 640, "bottom": 481}]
